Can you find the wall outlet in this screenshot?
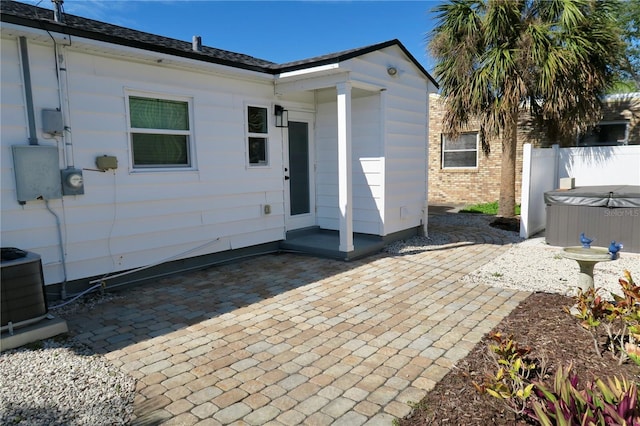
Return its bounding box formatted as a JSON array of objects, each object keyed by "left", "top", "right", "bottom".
[
  {"left": 263, "top": 204, "right": 271, "bottom": 215},
  {"left": 96, "top": 155, "right": 118, "bottom": 171}
]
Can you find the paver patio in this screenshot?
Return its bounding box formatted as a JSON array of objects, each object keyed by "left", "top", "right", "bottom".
[{"left": 65, "top": 220, "right": 530, "bottom": 425}]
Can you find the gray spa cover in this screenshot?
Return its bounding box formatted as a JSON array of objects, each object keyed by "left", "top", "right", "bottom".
[{"left": 544, "top": 185, "right": 640, "bottom": 208}]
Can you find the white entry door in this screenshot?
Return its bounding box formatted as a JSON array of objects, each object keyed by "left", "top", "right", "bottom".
[{"left": 284, "top": 112, "right": 315, "bottom": 230}]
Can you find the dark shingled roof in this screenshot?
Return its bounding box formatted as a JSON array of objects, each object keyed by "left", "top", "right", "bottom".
[{"left": 1, "top": 0, "right": 437, "bottom": 85}]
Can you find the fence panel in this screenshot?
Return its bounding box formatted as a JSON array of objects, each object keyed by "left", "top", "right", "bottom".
[
  {"left": 520, "top": 145, "right": 639, "bottom": 239},
  {"left": 520, "top": 144, "right": 558, "bottom": 238}
]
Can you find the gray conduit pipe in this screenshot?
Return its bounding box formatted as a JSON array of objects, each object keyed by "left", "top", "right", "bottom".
[
  {"left": 18, "top": 36, "right": 38, "bottom": 145},
  {"left": 45, "top": 199, "right": 68, "bottom": 299}
]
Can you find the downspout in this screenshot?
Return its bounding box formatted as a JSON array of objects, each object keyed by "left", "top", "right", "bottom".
[{"left": 18, "top": 36, "right": 38, "bottom": 145}]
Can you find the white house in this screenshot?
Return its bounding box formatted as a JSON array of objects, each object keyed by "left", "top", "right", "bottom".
[{"left": 1, "top": 0, "right": 438, "bottom": 298}]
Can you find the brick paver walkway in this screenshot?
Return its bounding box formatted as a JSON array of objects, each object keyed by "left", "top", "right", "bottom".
[{"left": 66, "top": 221, "right": 530, "bottom": 425}]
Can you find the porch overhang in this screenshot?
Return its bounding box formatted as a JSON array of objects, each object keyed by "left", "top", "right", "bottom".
[{"left": 275, "top": 65, "right": 386, "bottom": 255}]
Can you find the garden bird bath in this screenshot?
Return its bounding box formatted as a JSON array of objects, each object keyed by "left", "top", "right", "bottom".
[{"left": 562, "top": 246, "right": 612, "bottom": 292}]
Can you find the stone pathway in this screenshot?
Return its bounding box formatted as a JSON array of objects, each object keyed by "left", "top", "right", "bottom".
[{"left": 65, "top": 222, "right": 530, "bottom": 425}]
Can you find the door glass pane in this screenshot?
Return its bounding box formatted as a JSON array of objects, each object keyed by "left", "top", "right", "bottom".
[{"left": 288, "top": 122, "right": 310, "bottom": 215}]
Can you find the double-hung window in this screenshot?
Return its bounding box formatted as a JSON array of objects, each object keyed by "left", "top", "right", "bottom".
[
  {"left": 128, "top": 94, "right": 193, "bottom": 169},
  {"left": 441, "top": 132, "right": 478, "bottom": 169},
  {"left": 247, "top": 106, "right": 268, "bottom": 166}
]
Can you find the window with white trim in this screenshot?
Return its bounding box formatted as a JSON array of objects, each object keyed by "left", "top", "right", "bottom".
[
  {"left": 247, "top": 106, "right": 268, "bottom": 166},
  {"left": 128, "top": 94, "right": 193, "bottom": 169},
  {"left": 441, "top": 132, "right": 478, "bottom": 169},
  {"left": 579, "top": 121, "right": 629, "bottom": 146}
]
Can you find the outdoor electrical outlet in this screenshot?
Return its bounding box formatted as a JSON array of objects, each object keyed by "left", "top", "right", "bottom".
[
  {"left": 263, "top": 204, "right": 271, "bottom": 215},
  {"left": 96, "top": 155, "right": 118, "bottom": 171}
]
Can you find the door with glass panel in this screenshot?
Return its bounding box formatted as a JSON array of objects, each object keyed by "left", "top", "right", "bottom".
[{"left": 284, "top": 112, "right": 315, "bottom": 230}]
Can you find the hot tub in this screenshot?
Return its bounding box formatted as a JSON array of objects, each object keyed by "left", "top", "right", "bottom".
[{"left": 544, "top": 185, "right": 640, "bottom": 253}]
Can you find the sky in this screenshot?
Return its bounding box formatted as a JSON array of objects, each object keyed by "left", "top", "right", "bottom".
[{"left": 20, "top": 0, "right": 441, "bottom": 73}]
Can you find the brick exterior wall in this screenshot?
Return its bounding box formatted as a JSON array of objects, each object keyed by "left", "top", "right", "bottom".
[
  {"left": 428, "top": 93, "right": 640, "bottom": 206},
  {"left": 428, "top": 93, "right": 525, "bottom": 205}
]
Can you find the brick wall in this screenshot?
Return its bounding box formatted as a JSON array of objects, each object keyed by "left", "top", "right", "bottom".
[
  {"left": 427, "top": 93, "right": 640, "bottom": 206},
  {"left": 428, "top": 93, "right": 525, "bottom": 205}
]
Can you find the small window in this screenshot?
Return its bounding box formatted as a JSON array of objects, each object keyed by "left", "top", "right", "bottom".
[
  {"left": 247, "top": 106, "right": 268, "bottom": 166},
  {"left": 128, "top": 95, "right": 193, "bottom": 169},
  {"left": 579, "top": 122, "right": 628, "bottom": 146},
  {"left": 442, "top": 133, "right": 478, "bottom": 169}
]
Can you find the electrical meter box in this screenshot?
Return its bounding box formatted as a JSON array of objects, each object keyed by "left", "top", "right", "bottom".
[{"left": 12, "top": 145, "right": 62, "bottom": 204}]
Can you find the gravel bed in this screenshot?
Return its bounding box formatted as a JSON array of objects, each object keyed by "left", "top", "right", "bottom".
[
  {"left": 0, "top": 337, "right": 135, "bottom": 425},
  {"left": 388, "top": 212, "right": 640, "bottom": 298},
  {"left": 461, "top": 237, "right": 640, "bottom": 297},
  {"left": 1, "top": 212, "right": 637, "bottom": 425}
]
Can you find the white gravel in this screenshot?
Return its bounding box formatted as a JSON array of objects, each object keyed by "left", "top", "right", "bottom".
[
  {"left": 1, "top": 212, "right": 637, "bottom": 425},
  {"left": 0, "top": 337, "right": 135, "bottom": 425},
  {"left": 390, "top": 212, "right": 640, "bottom": 298},
  {"left": 461, "top": 236, "right": 640, "bottom": 298}
]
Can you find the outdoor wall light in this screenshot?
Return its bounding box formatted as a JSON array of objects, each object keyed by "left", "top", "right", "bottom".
[
  {"left": 275, "top": 105, "right": 289, "bottom": 128},
  {"left": 387, "top": 66, "right": 398, "bottom": 76}
]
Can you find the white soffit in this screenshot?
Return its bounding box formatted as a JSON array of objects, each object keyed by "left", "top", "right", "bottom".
[{"left": 277, "top": 63, "right": 342, "bottom": 79}]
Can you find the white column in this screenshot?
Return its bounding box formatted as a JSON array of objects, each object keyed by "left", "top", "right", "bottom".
[{"left": 337, "top": 82, "right": 354, "bottom": 252}]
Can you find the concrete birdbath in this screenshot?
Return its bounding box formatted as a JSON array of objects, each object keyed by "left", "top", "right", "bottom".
[{"left": 562, "top": 246, "right": 612, "bottom": 292}]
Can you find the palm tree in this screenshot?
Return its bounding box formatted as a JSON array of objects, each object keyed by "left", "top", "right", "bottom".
[{"left": 429, "top": 0, "right": 623, "bottom": 217}]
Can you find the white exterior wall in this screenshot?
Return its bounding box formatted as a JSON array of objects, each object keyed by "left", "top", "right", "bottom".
[
  {"left": 315, "top": 46, "right": 432, "bottom": 236},
  {"left": 315, "top": 94, "right": 384, "bottom": 234},
  {"left": 1, "top": 34, "right": 296, "bottom": 285}
]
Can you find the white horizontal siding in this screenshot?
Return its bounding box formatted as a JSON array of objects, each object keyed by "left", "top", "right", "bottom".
[
  {"left": 315, "top": 93, "right": 384, "bottom": 234},
  {"left": 315, "top": 45, "right": 432, "bottom": 236},
  {"left": 1, "top": 35, "right": 296, "bottom": 285},
  {"left": 347, "top": 48, "right": 430, "bottom": 236}
]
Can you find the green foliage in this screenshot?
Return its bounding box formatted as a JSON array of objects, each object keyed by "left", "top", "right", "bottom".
[
  {"left": 472, "top": 331, "right": 640, "bottom": 425},
  {"left": 460, "top": 201, "right": 521, "bottom": 215},
  {"left": 471, "top": 272, "right": 640, "bottom": 424},
  {"left": 429, "top": 0, "right": 624, "bottom": 216},
  {"left": 530, "top": 364, "right": 640, "bottom": 426},
  {"left": 610, "top": 0, "right": 640, "bottom": 91},
  {"left": 473, "top": 332, "right": 537, "bottom": 414},
  {"left": 565, "top": 286, "right": 615, "bottom": 357},
  {"left": 567, "top": 271, "right": 640, "bottom": 364}
]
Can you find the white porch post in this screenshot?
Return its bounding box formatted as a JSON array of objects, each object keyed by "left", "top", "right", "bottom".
[{"left": 337, "top": 82, "right": 354, "bottom": 252}]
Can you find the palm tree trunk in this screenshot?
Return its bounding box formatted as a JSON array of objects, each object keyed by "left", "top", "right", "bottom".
[{"left": 498, "top": 111, "right": 518, "bottom": 217}]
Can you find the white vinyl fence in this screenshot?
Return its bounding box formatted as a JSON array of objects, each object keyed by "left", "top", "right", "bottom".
[{"left": 520, "top": 144, "right": 640, "bottom": 238}]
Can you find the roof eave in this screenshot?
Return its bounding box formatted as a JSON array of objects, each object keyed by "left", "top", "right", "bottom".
[{"left": 0, "top": 12, "right": 276, "bottom": 75}]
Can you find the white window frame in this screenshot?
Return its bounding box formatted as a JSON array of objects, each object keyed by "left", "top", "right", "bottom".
[
  {"left": 441, "top": 132, "right": 479, "bottom": 169},
  {"left": 125, "top": 91, "right": 195, "bottom": 171},
  {"left": 245, "top": 104, "right": 270, "bottom": 167},
  {"left": 579, "top": 121, "right": 629, "bottom": 146}
]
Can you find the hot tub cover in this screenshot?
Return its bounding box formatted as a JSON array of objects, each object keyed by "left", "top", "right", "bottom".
[{"left": 544, "top": 185, "right": 640, "bottom": 208}]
